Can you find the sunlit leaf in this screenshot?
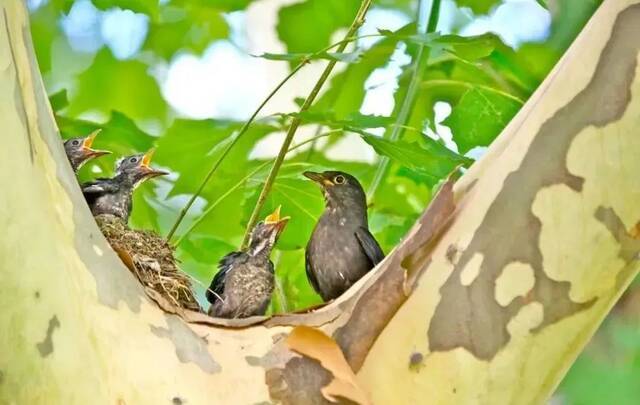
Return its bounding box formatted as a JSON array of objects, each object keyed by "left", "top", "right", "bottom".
[
  {"left": 145, "top": 4, "right": 229, "bottom": 58},
  {"left": 287, "top": 111, "right": 393, "bottom": 129},
  {"left": 378, "top": 30, "right": 500, "bottom": 62},
  {"left": 443, "top": 87, "right": 522, "bottom": 154},
  {"left": 277, "top": 0, "right": 360, "bottom": 55},
  {"left": 258, "top": 51, "right": 363, "bottom": 63},
  {"left": 29, "top": 2, "right": 59, "bottom": 73},
  {"left": 361, "top": 134, "right": 471, "bottom": 179},
  {"left": 455, "top": 0, "right": 500, "bottom": 14},
  {"left": 49, "top": 90, "right": 68, "bottom": 112},
  {"left": 67, "top": 50, "right": 167, "bottom": 122},
  {"left": 93, "top": 0, "right": 159, "bottom": 19}
]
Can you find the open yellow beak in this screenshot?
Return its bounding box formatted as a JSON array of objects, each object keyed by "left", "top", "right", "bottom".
[
  {"left": 265, "top": 206, "right": 281, "bottom": 224},
  {"left": 81, "top": 129, "right": 110, "bottom": 158},
  {"left": 139, "top": 148, "right": 169, "bottom": 177},
  {"left": 141, "top": 148, "right": 155, "bottom": 168},
  {"left": 82, "top": 129, "right": 101, "bottom": 148},
  {"left": 264, "top": 206, "right": 290, "bottom": 231}
]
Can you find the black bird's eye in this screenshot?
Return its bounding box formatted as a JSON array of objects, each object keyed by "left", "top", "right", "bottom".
[
  {"left": 334, "top": 175, "right": 346, "bottom": 184},
  {"left": 71, "top": 140, "right": 81, "bottom": 146},
  {"left": 130, "top": 157, "right": 138, "bottom": 163}
]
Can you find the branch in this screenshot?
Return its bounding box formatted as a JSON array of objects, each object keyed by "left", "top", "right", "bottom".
[
  {"left": 367, "top": 0, "right": 442, "bottom": 198},
  {"left": 240, "top": 0, "right": 374, "bottom": 248}
]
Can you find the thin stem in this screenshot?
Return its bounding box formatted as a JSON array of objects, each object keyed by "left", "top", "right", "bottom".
[
  {"left": 367, "top": 0, "right": 442, "bottom": 198},
  {"left": 174, "top": 130, "right": 340, "bottom": 246},
  {"left": 240, "top": 0, "right": 373, "bottom": 249}
]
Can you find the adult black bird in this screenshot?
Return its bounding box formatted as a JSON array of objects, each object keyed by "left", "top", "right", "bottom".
[
  {"left": 64, "top": 129, "right": 110, "bottom": 172},
  {"left": 207, "top": 207, "right": 289, "bottom": 319},
  {"left": 82, "top": 149, "right": 168, "bottom": 222},
  {"left": 304, "top": 170, "right": 384, "bottom": 301}
]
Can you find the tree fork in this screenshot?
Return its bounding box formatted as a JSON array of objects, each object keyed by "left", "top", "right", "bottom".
[{"left": 1, "top": 0, "right": 640, "bottom": 404}]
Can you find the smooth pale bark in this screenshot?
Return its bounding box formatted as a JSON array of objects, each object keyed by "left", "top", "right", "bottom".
[{"left": 1, "top": 0, "right": 639, "bottom": 404}]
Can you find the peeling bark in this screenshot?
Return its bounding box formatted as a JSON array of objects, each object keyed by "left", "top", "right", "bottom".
[{"left": 1, "top": 0, "right": 640, "bottom": 404}]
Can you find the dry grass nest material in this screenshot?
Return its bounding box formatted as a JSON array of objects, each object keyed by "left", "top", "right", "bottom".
[{"left": 96, "top": 214, "right": 201, "bottom": 313}]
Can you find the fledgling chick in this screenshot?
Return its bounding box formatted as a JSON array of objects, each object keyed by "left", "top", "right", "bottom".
[
  {"left": 64, "top": 129, "right": 110, "bottom": 172},
  {"left": 207, "top": 207, "right": 289, "bottom": 319},
  {"left": 82, "top": 149, "right": 168, "bottom": 222},
  {"left": 304, "top": 171, "right": 384, "bottom": 301}
]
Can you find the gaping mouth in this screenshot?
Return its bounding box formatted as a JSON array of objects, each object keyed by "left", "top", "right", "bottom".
[
  {"left": 82, "top": 129, "right": 111, "bottom": 158},
  {"left": 264, "top": 206, "right": 290, "bottom": 233},
  {"left": 140, "top": 149, "right": 169, "bottom": 177}
]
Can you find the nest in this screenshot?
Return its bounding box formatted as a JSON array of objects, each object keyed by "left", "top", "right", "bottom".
[{"left": 96, "top": 214, "right": 201, "bottom": 313}]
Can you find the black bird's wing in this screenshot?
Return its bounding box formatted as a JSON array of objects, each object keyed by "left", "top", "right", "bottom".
[
  {"left": 305, "top": 248, "right": 321, "bottom": 294},
  {"left": 82, "top": 179, "right": 120, "bottom": 206},
  {"left": 81, "top": 178, "right": 120, "bottom": 194},
  {"left": 355, "top": 227, "right": 385, "bottom": 266},
  {"left": 206, "top": 251, "right": 244, "bottom": 304}
]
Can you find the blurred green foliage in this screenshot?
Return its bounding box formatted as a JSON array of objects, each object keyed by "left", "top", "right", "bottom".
[{"left": 28, "top": 0, "right": 636, "bottom": 401}]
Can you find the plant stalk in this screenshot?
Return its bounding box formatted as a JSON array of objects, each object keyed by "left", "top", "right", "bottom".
[
  {"left": 366, "top": 0, "right": 442, "bottom": 198},
  {"left": 240, "top": 0, "right": 374, "bottom": 248}
]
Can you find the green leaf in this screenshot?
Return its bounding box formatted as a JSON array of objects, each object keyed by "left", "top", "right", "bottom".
[
  {"left": 154, "top": 119, "right": 274, "bottom": 197},
  {"left": 548, "top": 0, "right": 602, "bottom": 50},
  {"left": 443, "top": 87, "right": 522, "bottom": 154},
  {"left": 455, "top": 0, "right": 500, "bottom": 15},
  {"left": 176, "top": 0, "right": 257, "bottom": 12},
  {"left": 433, "top": 33, "right": 500, "bottom": 62},
  {"left": 535, "top": 0, "right": 548, "bottom": 9},
  {"left": 361, "top": 134, "right": 471, "bottom": 179},
  {"left": 92, "top": 0, "right": 159, "bottom": 19},
  {"left": 277, "top": 0, "right": 360, "bottom": 55},
  {"left": 29, "top": 2, "right": 59, "bottom": 73},
  {"left": 49, "top": 90, "right": 68, "bottom": 113},
  {"left": 378, "top": 31, "right": 500, "bottom": 62},
  {"left": 50, "top": 0, "right": 75, "bottom": 13},
  {"left": 287, "top": 111, "right": 393, "bottom": 129},
  {"left": 67, "top": 49, "right": 167, "bottom": 122},
  {"left": 258, "top": 51, "right": 363, "bottom": 63},
  {"left": 145, "top": 4, "right": 229, "bottom": 58}
]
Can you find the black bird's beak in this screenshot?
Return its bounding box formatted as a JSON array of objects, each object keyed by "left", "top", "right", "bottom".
[
  {"left": 82, "top": 129, "right": 111, "bottom": 159},
  {"left": 140, "top": 149, "right": 169, "bottom": 178},
  {"left": 264, "top": 206, "right": 290, "bottom": 235},
  {"left": 303, "top": 171, "right": 333, "bottom": 187}
]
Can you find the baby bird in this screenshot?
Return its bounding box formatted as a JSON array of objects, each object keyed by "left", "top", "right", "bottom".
[
  {"left": 207, "top": 207, "right": 289, "bottom": 318},
  {"left": 82, "top": 149, "right": 168, "bottom": 222},
  {"left": 64, "top": 129, "right": 110, "bottom": 172},
  {"left": 304, "top": 171, "right": 384, "bottom": 301}
]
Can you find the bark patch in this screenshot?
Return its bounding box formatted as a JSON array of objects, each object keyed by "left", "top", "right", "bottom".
[
  {"left": 595, "top": 206, "right": 640, "bottom": 287},
  {"left": 150, "top": 315, "right": 221, "bottom": 374},
  {"left": 266, "top": 357, "right": 335, "bottom": 405},
  {"left": 36, "top": 315, "right": 60, "bottom": 357},
  {"left": 428, "top": 5, "right": 640, "bottom": 360}
]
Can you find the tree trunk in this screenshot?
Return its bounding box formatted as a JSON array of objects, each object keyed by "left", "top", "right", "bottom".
[{"left": 1, "top": 0, "right": 639, "bottom": 403}]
